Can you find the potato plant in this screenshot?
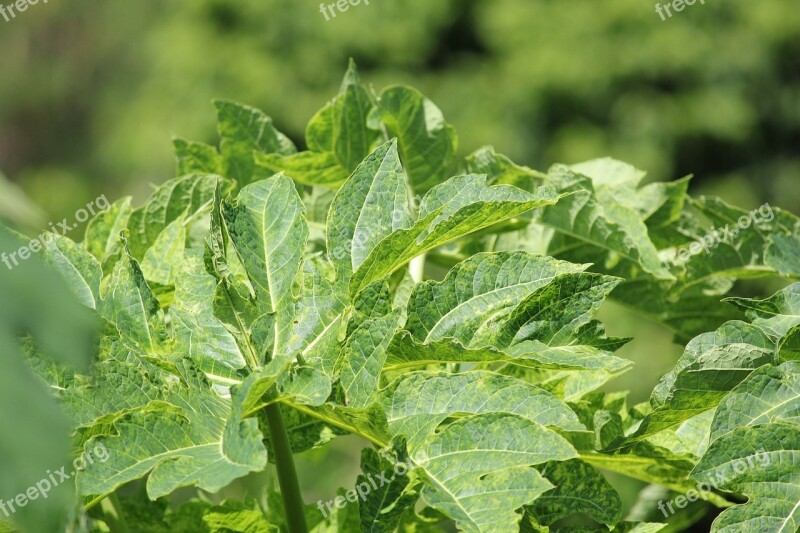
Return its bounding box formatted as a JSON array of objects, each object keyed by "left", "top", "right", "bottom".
[{"left": 12, "top": 62, "right": 800, "bottom": 532}]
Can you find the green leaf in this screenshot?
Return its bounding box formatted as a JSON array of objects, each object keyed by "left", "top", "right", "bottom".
[
  {"left": 286, "top": 402, "right": 392, "bottom": 449},
  {"left": 326, "top": 140, "right": 413, "bottom": 285},
  {"left": 42, "top": 233, "right": 102, "bottom": 310},
  {"left": 127, "top": 174, "right": 220, "bottom": 260},
  {"left": 331, "top": 59, "right": 379, "bottom": 172},
  {"left": 350, "top": 175, "right": 561, "bottom": 297},
  {"left": 234, "top": 355, "right": 331, "bottom": 416},
  {"left": 692, "top": 423, "right": 800, "bottom": 532},
  {"left": 84, "top": 196, "right": 132, "bottom": 269},
  {"left": 140, "top": 216, "right": 187, "bottom": 287},
  {"left": 579, "top": 443, "right": 709, "bottom": 499},
  {"left": 224, "top": 174, "right": 308, "bottom": 356},
  {"left": 368, "top": 85, "right": 457, "bottom": 194},
  {"left": 385, "top": 333, "right": 631, "bottom": 379},
  {"left": 255, "top": 150, "right": 349, "bottom": 188},
  {"left": 413, "top": 413, "right": 577, "bottom": 533},
  {"left": 214, "top": 99, "right": 296, "bottom": 186},
  {"left": 171, "top": 250, "right": 247, "bottom": 385},
  {"left": 465, "top": 146, "right": 544, "bottom": 189},
  {"left": 384, "top": 371, "right": 584, "bottom": 449},
  {"left": 687, "top": 196, "right": 800, "bottom": 282},
  {"left": 537, "top": 163, "right": 674, "bottom": 280},
  {"left": 357, "top": 442, "right": 420, "bottom": 533},
  {"left": 100, "top": 244, "right": 165, "bottom": 353},
  {"left": 525, "top": 459, "right": 622, "bottom": 526},
  {"left": 286, "top": 259, "right": 347, "bottom": 365},
  {"left": 76, "top": 364, "right": 267, "bottom": 500},
  {"left": 0, "top": 226, "right": 97, "bottom": 532},
  {"left": 257, "top": 60, "right": 377, "bottom": 188},
  {"left": 173, "top": 138, "right": 224, "bottom": 176},
  {"left": 203, "top": 501, "right": 278, "bottom": 532},
  {"left": 62, "top": 356, "right": 164, "bottom": 430},
  {"left": 337, "top": 309, "right": 403, "bottom": 408},
  {"left": 404, "top": 251, "right": 586, "bottom": 345},
  {"left": 628, "top": 320, "right": 776, "bottom": 442},
  {"left": 709, "top": 361, "right": 800, "bottom": 441},
  {"left": 487, "top": 272, "right": 622, "bottom": 349},
  {"left": 725, "top": 283, "right": 800, "bottom": 338}
]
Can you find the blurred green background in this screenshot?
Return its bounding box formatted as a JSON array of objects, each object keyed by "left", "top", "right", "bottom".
[{"left": 1, "top": 0, "right": 798, "bottom": 521}]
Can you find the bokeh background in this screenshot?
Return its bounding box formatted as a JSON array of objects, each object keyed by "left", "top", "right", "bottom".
[{"left": 1, "top": 0, "right": 798, "bottom": 522}]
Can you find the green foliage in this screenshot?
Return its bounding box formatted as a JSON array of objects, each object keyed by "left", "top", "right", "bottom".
[
  {"left": 0, "top": 227, "right": 98, "bottom": 533},
  {"left": 9, "top": 65, "right": 800, "bottom": 532},
  {"left": 3, "top": 0, "right": 799, "bottom": 224}
]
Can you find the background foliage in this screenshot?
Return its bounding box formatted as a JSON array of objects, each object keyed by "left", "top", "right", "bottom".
[{"left": 1, "top": 0, "right": 798, "bottom": 217}]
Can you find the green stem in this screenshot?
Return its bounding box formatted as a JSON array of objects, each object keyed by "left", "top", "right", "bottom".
[
  {"left": 264, "top": 403, "right": 308, "bottom": 533},
  {"left": 99, "top": 493, "right": 129, "bottom": 533},
  {"left": 409, "top": 253, "right": 426, "bottom": 283}
]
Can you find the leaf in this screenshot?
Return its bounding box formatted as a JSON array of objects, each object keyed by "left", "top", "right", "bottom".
[
  {"left": 203, "top": 501, "right": 278, "bottom": 532},
  {"left": 357, "top": 442, "right": 420, "bottom": 533},
  {"left": 255, "top": 150, "right": 349, "bottom": 188},
  {"left": 350, "top": 175, "right": 561, "bottom": 297},
  {"left": 725, "top": 283, "right": 800, "bottom": 338},
  {"left": 171, "top": 250, "right": 247, "bottom": 385},
  {"left": 766, "top": 233, "right": 800, "bottom": 278},
  {"left": 413, "top": 413, "right": 577, "bottom": 533},
  {"left": 234, "top": 355, "right": 331, "bottom": 416},
  {"left": 256, "top": 60, "right": 377, "bottom": 188},
  {"left": 525, "top": 459, "right": 622, "bottom": 526},
  {"left": 487, "top": 272, "right": 622, "bottom": 349},
  {"left": 709, "top": 362, "right": 800, "bottom": 441},
  {"left": 62, "top": 357, "right": 165, "bottom": 429},
  {"left": 214, "top": 100, "right": 296, "bottom": 186},
  {"left": 385, "top": 333, "right": 631, "bottom": 377},
  {"left": 331, "top": 59, "right": 379, "bottom": 172},
  {"left": 404, "top": 251, "right": 587, "bottom": 345},
  {"left": 579, "top": 443, "right": 711, "bottom": 499},
  {"left": 692, "top": 423, "right": 800, "bottom": 532},
  {"left": 100, "top": 244, "right": 165, "bottom": 353},
  {"left": 687, "top": 196, "right": 800, "bottom": 282},
  {"left": 368, "top": 85, "right": 457, "bottom": 194},
  {"left": 536, "top": 163, "right": 674, "bottom": 280},
  {"left": 628, "top": 320, "right": 776, "bottom": 442},
  {"left": 0, "top": 226, "right": 97, "bottom": 532},
  {"left": 285, "top": 258, "right": 347, "bottom": 364},
  {"left": 127, "top": 174, "right": 220, "bottom": 260},
  {"left": 76, "top": 363, "right": 267, "bottom": 500},
  {"left": 287, "top": 402, "right": 392, "bottom": 449},
  {"left": 42, "top": 233, "right": 102, "bottom": 310},
  {"left": 84, "top": 196, "right": 132, "bottom": 268},
  {"left": 173, "top": 138, "right": 224, "bottom": 176},
  {"left": 337, "top": 309, "right": 403, "bottom": 408},
  {"left": 326, "top": 140, "right": 413, "bottom": 285},
  {"left": 465, "top": 145, "right": 543, "bottom": 189},
  {"left": 140, "top": 216, "right": 187, "bottom": 287},
  {"left": 224, "top": 174, "right": 308, "bottom": 356},
  {"left": 384, "top": 371, "right": 584, "bottom": 449}
]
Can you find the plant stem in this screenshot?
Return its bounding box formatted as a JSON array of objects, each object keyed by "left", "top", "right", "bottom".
[
  {"left": 264, "top": 403, "right": 308, "bottom": 533},
  {"left": 99, "top": 493, "right": 129, "bottom": 533},
  {"left": 409, "top": 253, "right": 426, "bottom": 283}
]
